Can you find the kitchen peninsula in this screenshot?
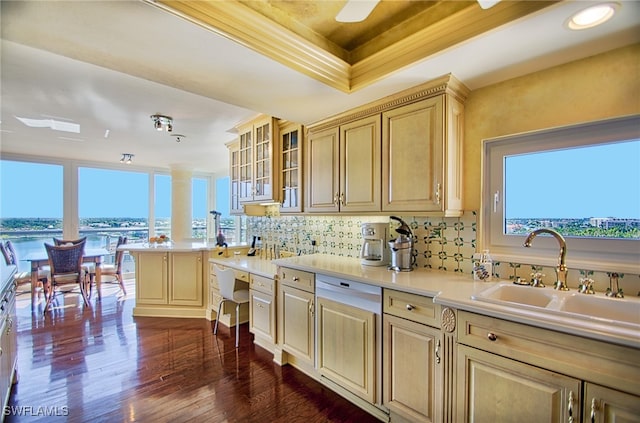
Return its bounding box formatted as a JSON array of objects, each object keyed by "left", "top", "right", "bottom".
[{"left": 127, "top": 242, "right": 220, "bottom": 319}]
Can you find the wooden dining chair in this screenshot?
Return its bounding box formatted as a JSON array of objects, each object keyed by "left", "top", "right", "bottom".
[
  {"left": 1, "top": 241, "right": 49, "bottom": 296},
  {"left": 89, "top": 236, "right": 128, "bottom": 296},
  {"left": 213, "top": 264, "right": 250, "bottom": 348},
  {"left": 53, "top": 237, "right": 94, "bottom": 290},
  {"left": 44, "top": 239, "right": 90, "bottom": 310}
]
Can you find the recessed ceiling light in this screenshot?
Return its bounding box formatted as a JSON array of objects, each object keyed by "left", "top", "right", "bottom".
[{"left": 566, "top": 2, "right": 619, "bottom": 30}]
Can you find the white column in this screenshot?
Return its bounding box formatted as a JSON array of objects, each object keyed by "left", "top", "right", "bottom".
[{"left": 171, "top": 166, "right": 192, "bottom": 242}]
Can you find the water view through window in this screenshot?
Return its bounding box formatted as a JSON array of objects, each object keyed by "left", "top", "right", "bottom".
[{"left": 504, "top": 139, "right": 640, "bottom": 240}]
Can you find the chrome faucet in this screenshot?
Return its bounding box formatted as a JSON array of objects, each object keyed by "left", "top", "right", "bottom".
[{"left": 523, "top": 229, "right": 569, "bottom": 291}]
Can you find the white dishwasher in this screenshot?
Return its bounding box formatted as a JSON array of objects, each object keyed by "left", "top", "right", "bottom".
[{"left": 315, "top": 274, "right": 383, "bottom": 408}]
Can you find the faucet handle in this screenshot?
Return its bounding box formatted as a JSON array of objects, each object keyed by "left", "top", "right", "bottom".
[
  {"left": 578, "top": 277, "right": 594, "bottom": 294},
  {"left": 530, "top": 272, "right": 545, "bottom": 288},
  {"left": 606, "top": 272, "right": 624, "bottom": 298}
]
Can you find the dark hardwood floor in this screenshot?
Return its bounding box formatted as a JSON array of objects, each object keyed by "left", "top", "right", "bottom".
[{"left": 6, "top": 279, "right": 380, "bottom": 423}]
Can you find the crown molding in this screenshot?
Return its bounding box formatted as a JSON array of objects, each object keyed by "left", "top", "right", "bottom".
[
  {"left": 307, "top": 74, "right": 470, "bottom": 132},
  {"left": 149, "top": 1, "right": 555, "bottom": 94},
  {"left": 151, "top": 0, "right": 351, "bottom": 92}
]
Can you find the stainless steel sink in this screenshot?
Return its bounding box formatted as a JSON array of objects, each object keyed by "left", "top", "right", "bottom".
[{"left": 472, "top": 282, "right": 640, "bottom": 329}]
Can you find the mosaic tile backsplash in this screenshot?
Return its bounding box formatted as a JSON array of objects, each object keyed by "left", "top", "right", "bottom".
[{"left": 248, "top": 212, "right": 640, "bottom": 295}]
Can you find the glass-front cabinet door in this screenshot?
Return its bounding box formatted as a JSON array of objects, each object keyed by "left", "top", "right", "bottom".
[
  {"left": 235, "top": 115, "right": 278, "bottom": 204},
  {"left": 227, "top": 140, "right": 243, "bottom": 215},
  {"left": 279, "top": 122, "right": 303, "bottom": 213},
  {"left": 254, "top": 120, "right": 272, "bottom": 201},
  {"left": 238, "top": 128, "right": 253, "bottom": 203}
]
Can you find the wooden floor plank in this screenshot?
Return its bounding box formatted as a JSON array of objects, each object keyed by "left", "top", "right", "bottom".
[{"left": 5, "top": 279, "right": 381, "bottom": 422}]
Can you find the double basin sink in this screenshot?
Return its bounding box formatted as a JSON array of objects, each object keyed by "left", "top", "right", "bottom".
[{"left": 472, "top": 282, "right": 640, "bottom": 330}]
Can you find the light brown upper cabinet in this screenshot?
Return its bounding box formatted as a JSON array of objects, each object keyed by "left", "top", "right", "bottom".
[
  {"left": 306, "top": 115, "right": 380, "bottom": 213},
  {"left": 236, "top": 115, "right": 279, "bottom": 204},
  {"left": 226, "top": 140, "right": 243, "bottom": 215},
  {"left": 382, "top": 94, "right": 464, "bottom": 215},
  {"left": 279, "top": 121, "right": 304, "bottom": 213},
  {"left": 305, "top": 74, "right": 467, "bottom": 216}
]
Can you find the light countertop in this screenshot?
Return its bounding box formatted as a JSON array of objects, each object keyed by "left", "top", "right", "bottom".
[
  {"left": 209, "top": 255, "right": 278, "bottom": 279},
  {"left": 269, "top": 254, "right": 640, "bottom": 349},
  {"left": 124, "top": 242, "right": 221, "bottom": 253}
]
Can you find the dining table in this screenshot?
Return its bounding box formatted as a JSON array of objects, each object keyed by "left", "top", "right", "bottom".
[{"left": 22, "top": 248, "right": 110, "bottom": 309}]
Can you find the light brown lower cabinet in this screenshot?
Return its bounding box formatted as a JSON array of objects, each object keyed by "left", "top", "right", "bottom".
[
  {"left": 456, "top": 310, "right": 640, "bottom": 423},
  {"left": 133, "top": 250, "right": 206, "bottom": 318},
  {"left": 584, "top": 383, "right": 640, "bottom": 423},
  {"left": 457, "top": 344, "right": 581, "bottom": 422},
  {"left": 383, "top": 313, "right": 442, "bottom": 423},
  {"left": 382, "top": 289, "right": 445, "bottom": 423},
  {"left": 249, "top": 273, "right": 276, "bottom": 351},
  {"left": 277, "top": 267, "right": 315, "bottom": 371}
]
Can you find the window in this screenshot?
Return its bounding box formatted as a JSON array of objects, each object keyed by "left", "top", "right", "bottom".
[
  {"left": 79, "top": 167, "right": 149, "bottom": 248},
  {"left": 154, "top": 174, "right": 171, "bottom": 238},
  {"left": 216, "top": 176, "right": 246, "bottom": 244},
  {"left": 192, "top": 176, "right": 208, "bottom": 239},
  {"left": 0, "top": 160, "right": 63, "bottom": 272},
  {"left": 483, "top": 115, "right": 640, "bottom": 273}
]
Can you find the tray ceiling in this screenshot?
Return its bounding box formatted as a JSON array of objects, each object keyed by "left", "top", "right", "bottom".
[{"left": 153, "top": 0, "right": 556, "bottom": 92}]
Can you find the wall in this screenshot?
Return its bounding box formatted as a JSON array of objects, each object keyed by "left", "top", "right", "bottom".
[
  {"left": 464, "top": 43, "right": 640, "bottom": 212},
  {"left": 249, "top": 213, "right": 477, "bottom": 274},
  {"left": 249, "top": 44, "right": 640, "bottom": 294}
]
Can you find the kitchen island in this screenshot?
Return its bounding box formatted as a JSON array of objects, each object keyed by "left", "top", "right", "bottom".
[{"left": 126, "top": 242, "right": 218, "bottom": 319}]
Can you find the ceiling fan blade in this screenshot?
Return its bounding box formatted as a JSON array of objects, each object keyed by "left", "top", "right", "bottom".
[
  {"left": 336, "top": 0, "right": 380, "bottom": 23},
  {"left": 477, "top": 0, "right": 501, "bottom": 9}
]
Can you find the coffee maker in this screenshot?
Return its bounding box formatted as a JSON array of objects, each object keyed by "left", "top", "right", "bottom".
[{"left": 360, "top": 222, "right": 390, "bottom": 266}]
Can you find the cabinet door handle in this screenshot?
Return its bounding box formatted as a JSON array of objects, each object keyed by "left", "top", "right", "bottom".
[
  {"left": 309, "top": 301, "right": 314, "bottom": 316},
  {"left": 405, "top": 304, "right": 415, "bottom": 311},
  {"left": 567, "top": 390, "right": 574, "bottom": 423},
  {"left": 435, "top": 339, "right": 441, "bottom": 364},
  {"left": 435, "top": 182, "right": 441, "bottom": 205},
  {"left": 333, "top": 193, "right": 339, "bottom": 205},
  {"left": 339, "top": 193, "right": 344, "bottom": 206},
  {"left": 487, "top": 332, "right": 497, "bottom": 341},
  {"left": 590, "top": 398, "right": 597, "bottom": 423}
]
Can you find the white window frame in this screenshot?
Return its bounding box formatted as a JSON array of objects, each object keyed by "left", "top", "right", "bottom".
[{"left": 482, "top": 114, "right": 640, "bottom": 274}]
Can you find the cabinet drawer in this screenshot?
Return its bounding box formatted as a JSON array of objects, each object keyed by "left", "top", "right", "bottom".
[
  {"left": 457, "top": 310, "right": 640, "bottom": 396},
  {"left": 234, "top": 269, "right": 250, "bottom": 283},
  {"left": 250, "top": 274, "right": 275, "bottom": 295},
  {"left": 383, "top": 289, "right": 439, "bottom": 327},
  {"left": 278, "top": 267, "right": 314, "bottom": 292}
]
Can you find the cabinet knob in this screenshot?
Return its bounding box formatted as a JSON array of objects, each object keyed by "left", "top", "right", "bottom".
[
  {"left": 292, "top": 276, "right": 299, "bottom": 282},
  {"left": 405, "top": 304, "right": 415, "bottom": 311},
  {"left": 487, "top": 332, "right": 498, "bottom": 341}
]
